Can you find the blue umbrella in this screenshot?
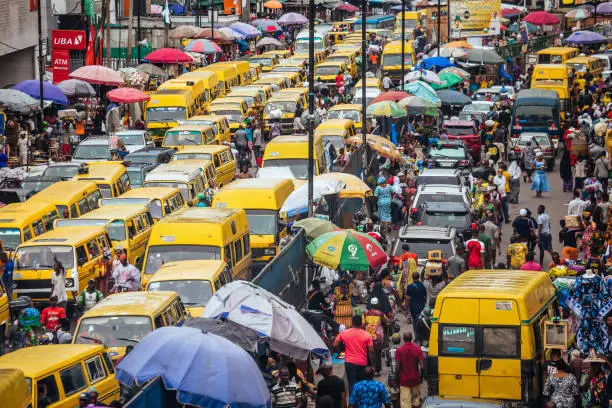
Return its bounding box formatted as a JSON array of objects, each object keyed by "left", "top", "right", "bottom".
[
  {"left": 13, "top": 80, "right": 69, "bottom": 105},
  {"left": 421, "top": 56, "right": 454, "bottom": 70},
  {"left": 116, "top": 326, "right": 271, "bottom": 408},
  {"left": 566, "top": 30, "right": 606, "bottom": 45},
  {"left": 170, "top": 3, "right": 185, "bottom": 15},
  {"left": 402, "top": 80, "right": 441, "bottom": 105},
  {"left": 229, "top": 22, "right": 262, "bottom": 39}
]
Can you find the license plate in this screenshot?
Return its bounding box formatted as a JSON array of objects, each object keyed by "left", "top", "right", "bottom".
[{"left": 439, "top": 162, "right": 453, "bottom": 167}]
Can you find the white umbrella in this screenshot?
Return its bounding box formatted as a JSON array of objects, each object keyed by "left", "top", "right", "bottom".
[
  {"left": 404, "top": 69, "right": 442, "bottom": 84},
  {"left": 280, "top": 179, "right": 345, "bottom": 218},
  {"left": 429, "top": 47, "right": 468, "bottom": 58},
  {"left": 202, "top": 280, "right": 330, "bottom": 359},
  {"left": 256, "top": 37, "right": 283, "bottom": 48}
]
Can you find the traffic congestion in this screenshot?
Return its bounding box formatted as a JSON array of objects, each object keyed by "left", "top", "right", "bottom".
[{"left": 0, "top": 2, "right": 611, "bottom": 408}]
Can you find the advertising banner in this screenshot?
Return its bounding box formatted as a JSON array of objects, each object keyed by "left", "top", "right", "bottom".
[
  {"left": 52, "top": 49, "right": 70, "bottom": 83},
  {"left": 450, "top": 0, "right": 501, "bottom": 38}
]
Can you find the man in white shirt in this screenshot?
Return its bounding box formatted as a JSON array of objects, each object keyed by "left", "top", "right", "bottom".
[
  {"left": 537, "top": 204, "right": 552, "bottom": 266},
  {"left": 382, "top": 73, "right": 393, "bottom": 91},
  {"left": 111, "top": 254, "right": 141, "bottom": 292},
  {"left": 567, "top": 190, "right": 587, "bottom": 216},
  {"left": 508, "top": 155, "right": 522, "bottom": 204}
]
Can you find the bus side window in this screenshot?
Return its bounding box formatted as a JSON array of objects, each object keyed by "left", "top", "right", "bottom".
[
  {"left": 23, "top": 227, "right": 32, "bottom": 242},
  {"left": 224, "top": 244, "right": 235, "bottom": 267},
  {"left": 32, "top": 220, "right": 45, "bottom": 236},
  {"left": 154, "top": 315, "right": 165, "bottom": 328},
  {"left": 233, "top": 239, "right": 243, "bottom": 262},
  {"left": 243, "top": 234, "right": 250, "bottom": 254},
  {"left": 87, "top": 239, "right": 101, "bottom": 258},
  {"left": 70, "top": 204, "right": 78, "bottom": 218},
  {"left": 76, "top": 245, "right": 88, "bottom": 266}
]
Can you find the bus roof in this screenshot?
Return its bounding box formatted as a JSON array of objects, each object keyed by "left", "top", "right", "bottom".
[
  {"left": 147, "top": 260, "right": 228, "bottom": 283},
  {"left": 0, "top": 345, "right": 106, "bottom": 377},
  {"left": 28, "top": 180, "right": 99, "bottom": 204},
  {"left": 72, "top": 204, "right": 148, "bottom": 220},
  {"left": 82, "top": 291, "right": 179, "bottom": 317},
  {"left": 213, "top": 178, "right": 294, "bottom": 210},
  {"left": 73, "top": 162, "right": 127, "bottom": 182},
  {"left": 22, "top": 226, "right": 108, "bottom": 246},
  {"left": 146, "top": 163, "right": 205, "bottom": 183},
  {"left": 434, "top": 269, "right": 556, "bottom": 323},
  {"left": 107, "top": 186, "right": 180, "bottom": 200},
  {"left": 537, "top": 46, "right": 578, "bottom": 54}
]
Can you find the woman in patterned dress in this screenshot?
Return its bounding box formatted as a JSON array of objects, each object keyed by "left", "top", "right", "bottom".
[
  {"left": 332, "top": 277, "right": 354, "bottom": 329},
  {"left": 543, "top": 359, "right": 579, "bottom": 408}
]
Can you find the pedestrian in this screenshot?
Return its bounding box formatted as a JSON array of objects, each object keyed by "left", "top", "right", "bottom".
[
  {"left": 513, "top": 208, "right": 536, "bottom": 249},
  {"left": 386, "top": 333, "right": 401, "bottom": 408},
  {"left": 493, "top": 167, "right": 510, "bottom": 223},
  {"left": 1, "top": 252, "right": 13, "bottom": 300},
  {"left": 543, "top": 358, "right": 579, "bottom": 408},
  {"left": 56, "top": 318, "right": 72, "bottom": 344},
  {"left": 382, "top": 73, "right": 393, "bottom": 91},
  {"left": 507, "top": 153, "right": 521, "bottom": 203},
  {"left": 478, "top": 224, "right": 494, "bottom": 268},
  {"left": 333, "top": 315, "right": 375, "bottom": 392},
  {"left": 253, "top": 125, "right": 263, "bottom": 158},
  {"left": 395, "top": 332, "right": 424, "bottom": 408},
  {"left": 593, "top": 192, "right": 610, "bottom": 231},
  {"left": 414, "top": 298, "right": 435, "bottom": 346},
  {"left": 404, "top": 272, "right": 426, "bottom": 323},
  {"left": 374, "top": 177, "right": 393, "bottom": 236},
  {"left": 560, "top": 149, "right": 574, "bottom": 192},
  {"left": 40, "top": 295, "right": 66, "bottom": 332},
  {"left": 18, "top": 131, "right": 28, "bottom": 166},
  {"left": 594, "top": 151, "right": 610, "bottom": 193},
  {"left": 574, "top": 155, "right": 587, "bottom": 190},
  {"left": 50, "top": 259, "right": 67, "bottom": 309},
  {"left": 235, "top": 125, "right": 248, "bottom": 160},
  {"left": 522, "top": 141, "right": 535, "bottom": 183},
  {"left": 316, "top": 361, "right": 346, "bottom": 408},
  {"left": 568, "top": 190, "right": 587, "bottom": 216},
  {"left": 520, "top": 252, "right": 542, "bottom": 271},
  {"left": 364, "top": 297, "right": 389, "bottom": 375},
  {"left": 531, "top": 152, "right": 550, "bottom": 198},
  {"left": 77, "top": 279, "right": 104, "bottom": 312},
  {"left": 559, "top": 219, "right": 578, "bottom": 249},
  {"left": 446, "top": 245, "right": 466, "bottom": 280},
  {"left": 537, "top": 205, "right": 553, "bottom": 267},
  {"left": 111, "top": 253, "right": 141, "bottom": 292},
  {"left": 271, "top": 367, "right": 303, "bottom": 408},
  {"left": 196, "top": 192, "right": 208, "bottom": 207},
  {"left": 464, "top": 230, "right": 485, "bottom": 270},
  {"left": 482, "top": 214, "right": 501, "bottom": 259},
  {"left": 507, "top": 234, "right": 529, "bottom": 270},
  {"left": 348, "top": 366, "right": 391, "bottom": 408},
  {"left": 238, "top": 162, "right": 252, "bottom": 179}
]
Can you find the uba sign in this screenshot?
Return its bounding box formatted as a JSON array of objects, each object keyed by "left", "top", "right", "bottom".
[{"left": 52, "top": 30, "right": 86, "bottom": 50}]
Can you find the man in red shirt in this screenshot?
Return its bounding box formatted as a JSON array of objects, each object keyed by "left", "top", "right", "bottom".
[
  {"left": 395, "top": 332, "right": 424, "bottom": 408},
  {"left": 40, "top": 295, "right": 66, "bottom": 331},
  {"left": 334, "top": 315, "right": 375, "bottom": 392}
]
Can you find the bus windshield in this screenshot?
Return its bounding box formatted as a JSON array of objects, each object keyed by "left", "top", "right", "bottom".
[
  {"left": 146, "top": 107, "right": 187, "bottom": 122},
  {"left": 514, "top": 105, "right": 558, "bottom": 126}
]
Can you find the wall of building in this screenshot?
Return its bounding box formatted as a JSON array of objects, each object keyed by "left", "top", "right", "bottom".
[{"left": 0, "top": 0, "right": 49, "bottom": 85}]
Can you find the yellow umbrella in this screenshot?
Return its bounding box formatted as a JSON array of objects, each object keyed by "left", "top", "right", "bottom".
[
  {"left": 315, "top": 173, "right": 372, "bottom": 199},
  {"left": 264, "top": 0, "right": 283, "bottom": 8},
  {"left": 346, "top": 135, "right": 401, "bottom": 161}
]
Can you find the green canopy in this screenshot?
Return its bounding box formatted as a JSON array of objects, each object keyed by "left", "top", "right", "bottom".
[{"left": 430, "top": 72, "right": 463, "bottom": 90}]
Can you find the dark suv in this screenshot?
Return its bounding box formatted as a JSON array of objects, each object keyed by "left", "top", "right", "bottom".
[
  {"left": 424, "top": 140, "right": 472, "bottom": 169},
  {"left": 414, "top": 202, "right": 473, "bottom": 237}
]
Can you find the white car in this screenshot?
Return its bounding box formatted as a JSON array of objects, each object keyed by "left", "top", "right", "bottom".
[
  {"left": 71, "top": 137, "right": 112, "bottom": 164},
  {"left": 113, "top": 130, "right": 155, "bottom": 153}
]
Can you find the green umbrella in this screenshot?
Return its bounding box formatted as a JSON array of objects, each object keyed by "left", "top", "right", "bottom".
[
  {"left": 293, "top": 218, "right": 337, "bottom": 239},
  {"left": 366, "top": 101, "right": 406, "bottom": 118},
  {"left": 430, "top": 72, "right": 463, "bottom": 90}
]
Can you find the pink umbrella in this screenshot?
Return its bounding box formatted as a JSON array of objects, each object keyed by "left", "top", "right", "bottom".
[
  {"left": 145, "top": 48, "right": 193, "bottom": 64},
  {"left": 106, "top": 87, "right": 151, "bottom": 103},
  {"left": 69, "top": 65, "right": 124, "bottom": 86},
  {"left": 523, "top": 11, "right": 560, "bottom": 25},
  {"left": 335, "top": 2, "right": 359, "bottom": 12}
]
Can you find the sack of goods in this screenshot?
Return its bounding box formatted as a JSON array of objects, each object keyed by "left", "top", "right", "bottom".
[
  {"left": 568, "top": 129, "right": 588, "bottom": 156},
  {"left": 424, "top": 261, "right": 443, "bottom": 279},
  {"left": 564, "top": 215, "right": 582, "bottom": 229}
]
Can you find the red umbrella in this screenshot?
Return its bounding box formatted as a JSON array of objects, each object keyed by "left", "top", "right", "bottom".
[
  {"left": 145, "top": 48, "right": 193, "bottom": 64},
  {"left": 523, "top": 11, "right": 560, "bottom": 25},
  {"left": 69, "top": 65, "right": 124, "bottom": 86},
  {"left": 371, "top": 91, "right": 410, "bottom": 104},
  {"left": 335, "top": 3, "right": 359, "bottom": 12},
  {"left": 501, "top": 8, "right": 522, "bottom": 18},
  {"left": 106, "top": 87, "right": 150, "bottom": 103}
]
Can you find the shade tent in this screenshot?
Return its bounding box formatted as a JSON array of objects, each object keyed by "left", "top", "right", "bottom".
[
  {"left": 57, "top": 79, "right": 96, "bottom": 97},
  {"left": 566, "top": 30, "right": 606, "bottom": 45},
  {"left": 13, "top": 80, "right": 69, "bottom": 105},
  {"left": 202, "top": 281, "right": 330, "bottom": 360},
  {"left": 437, "top": 89, "right": 472, "bottom": 105}
]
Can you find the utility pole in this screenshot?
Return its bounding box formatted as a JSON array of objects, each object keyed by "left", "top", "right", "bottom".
[
  {"left": 210, "top": 0, "right": 215, "bottom": 42},
  {"left": 105, "top": 0, "right": 111, "bottom": 67},
  {"left": 127, "top": 0, "right": 134, "bottom": 61},
  {"left": 242, "top": 0, "right": 250, "bottom": 22},
  {"left": 436, "top": 0, "right": 441, "bottom": 56},
  {"left": 137, "top": 0, "right": 142, "bottom": 61},
  {"left": 307, "top": 0, "right": 314, "bottom": 216},
  {"left": 361, "top": 0, "right": 367, "bottom": 179},
  {"left": 400, "top": 2, "right": 406, "bottom": 91},
  {"left": 36, "top": 0, "right": 44, "bottom": 128}
]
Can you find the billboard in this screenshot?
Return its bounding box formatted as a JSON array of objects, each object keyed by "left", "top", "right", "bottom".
[{"left": 450, "top": 0, "right": 502, "bottom": 38}]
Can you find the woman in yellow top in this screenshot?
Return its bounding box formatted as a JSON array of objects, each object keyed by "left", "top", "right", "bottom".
[
  {"left": 506, "top": 235, "right": 529, "bottom": 269},
  {"left": 332, "top": 277, "right": 354, "bottom": 328}
]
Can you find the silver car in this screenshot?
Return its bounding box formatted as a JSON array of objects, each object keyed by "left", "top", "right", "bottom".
[{"left": 511, "top": 132, "right": 555, "bottom": 171}]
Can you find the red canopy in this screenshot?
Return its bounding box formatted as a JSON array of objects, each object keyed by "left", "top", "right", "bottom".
[
  {"left": 144, "top": 48, "right": 193, "bottom": 64},
  {"left": 371, "top": 91, "right": 410, "bottom": 104},
  {"left": 523, "top": 11, "right": 560, "bottom": 25},
  {"left": 106, "top": 87, "right": 150, "bottom": 103},
  {"left": 335, "top": 3, "right": 359, "bottom": 12},
  {"left": 501, "top": 8, "right": 522, "bottom": 18}
]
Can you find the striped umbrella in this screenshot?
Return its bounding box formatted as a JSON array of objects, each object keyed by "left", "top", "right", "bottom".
[
  {"left": 565, "top": 8, "right": 590, "bottom": 19},
  {"left": 306, "top": 230, "right": 387, "bottom": 271},
  {"left": 184, "top": 39, "right": 223, "bottom": 54}
]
